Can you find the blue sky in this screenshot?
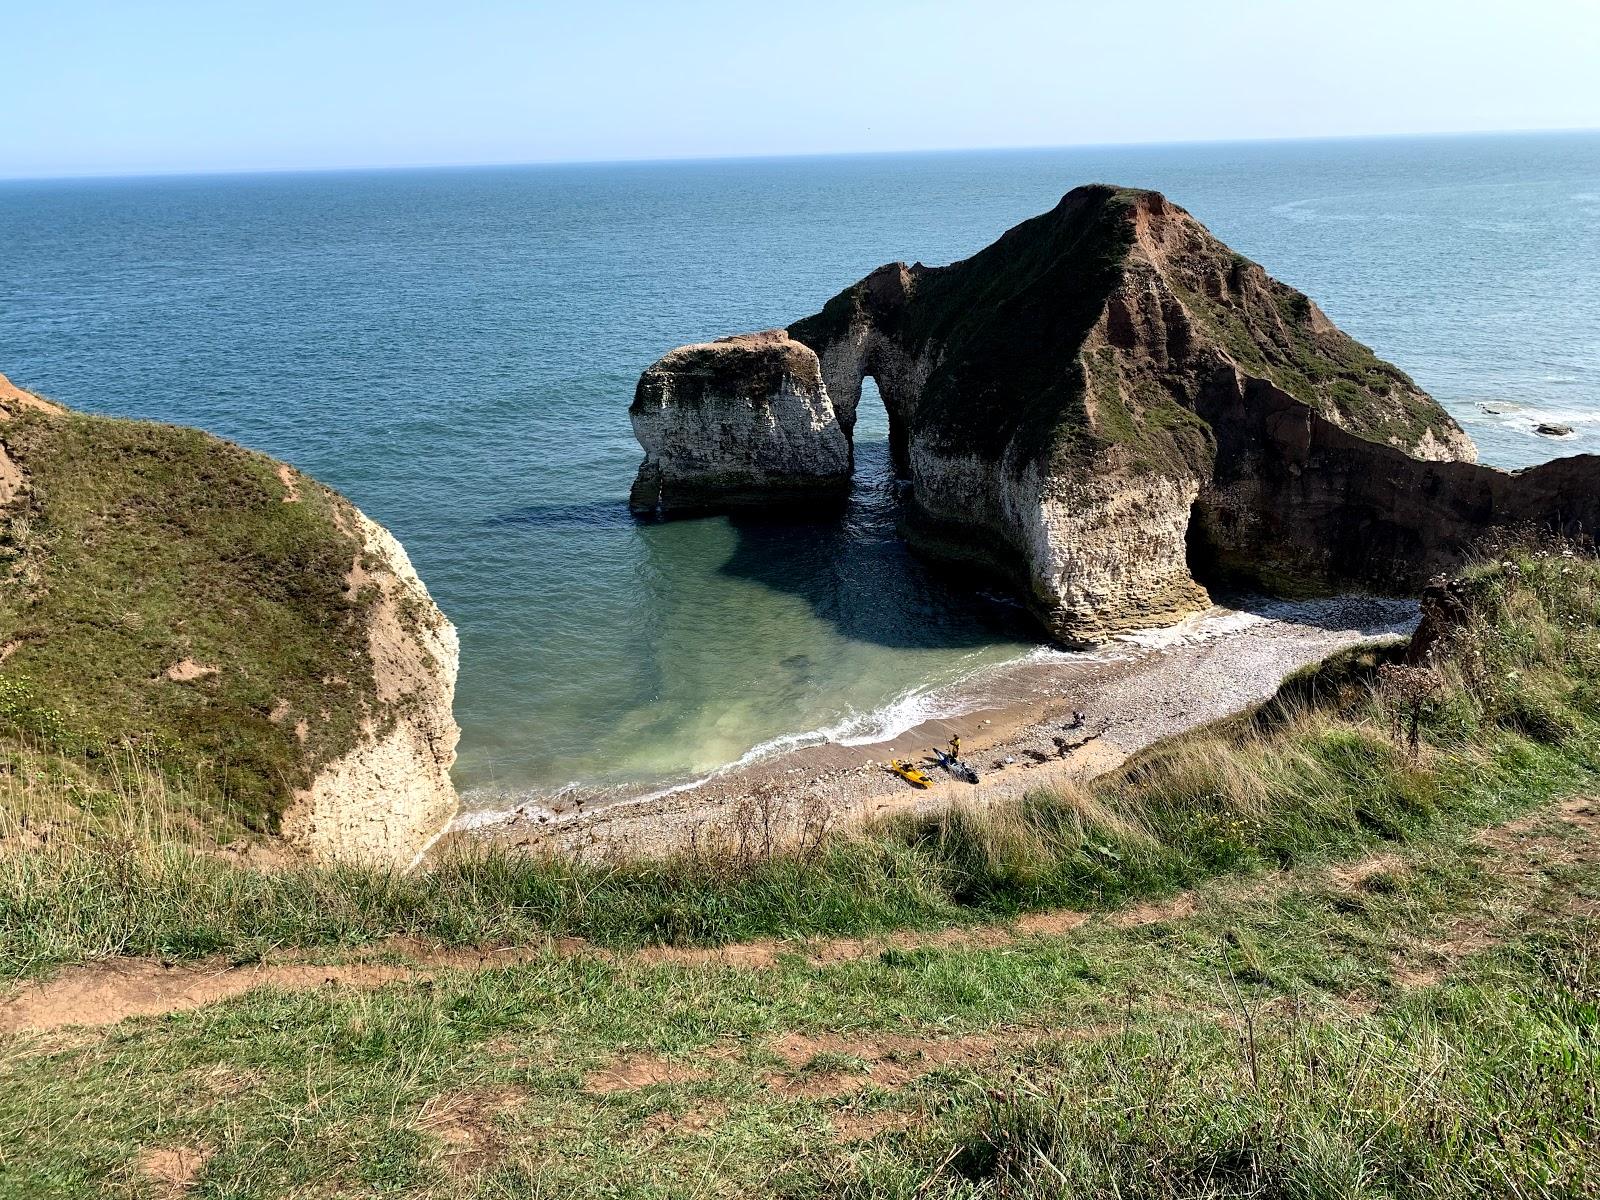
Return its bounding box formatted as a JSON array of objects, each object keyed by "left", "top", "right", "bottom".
[{"left": 4, "top": 0, "right": 1598, "bottom": 178}]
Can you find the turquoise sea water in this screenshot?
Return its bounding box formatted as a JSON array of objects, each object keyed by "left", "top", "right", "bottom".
[{"left": 3, "top": 133, "right": 1599, "bottom": 810}]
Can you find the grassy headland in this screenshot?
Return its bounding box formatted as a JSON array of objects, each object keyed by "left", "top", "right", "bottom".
[
  {"left": 2, "top": 544, "right": 1598, "bottom": 1195},
  {"left": 1, "top": 404, "right": 385, "bottom": 835}
]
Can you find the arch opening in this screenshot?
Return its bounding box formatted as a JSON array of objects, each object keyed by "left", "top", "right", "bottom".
[{"left": 849, "top": 374, "right": 911, "bottom": 483}]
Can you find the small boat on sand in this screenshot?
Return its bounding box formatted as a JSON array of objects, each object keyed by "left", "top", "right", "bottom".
[
  {"left": 932, "top": 747, "right": 979, "bottom": 784},
  {"left": 886, "top": 758, "right": 933, "bottom": 788}
]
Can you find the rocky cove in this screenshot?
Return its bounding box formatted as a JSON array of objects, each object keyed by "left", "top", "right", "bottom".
[
  {"left": 461, "top": 593, "right": 1424, "bottom": 860},
  {"left": 8, "top": 184, "right": 1600, "bottom": 866}
]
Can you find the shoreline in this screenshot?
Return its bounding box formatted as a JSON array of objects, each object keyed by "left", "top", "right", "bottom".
[{"left": 445, "top": 595, "right": 1418, "bottom": 862}]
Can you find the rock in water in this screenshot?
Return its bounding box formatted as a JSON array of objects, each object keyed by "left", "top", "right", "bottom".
[
  {"left": 1536, "top": 422, "right": 1575, "bottom": 437},
  {"left": 629, "top": 330, "right": 850, "bottom": 514},
  {"left": 0, "top": 372, "right": 459, "bottom": 866},
  {"left": 629, "top": 186, "right": 1600, "bottom": 643}
]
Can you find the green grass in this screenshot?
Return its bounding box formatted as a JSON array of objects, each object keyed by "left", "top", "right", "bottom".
[
  {"left": 2, "top": 780, "right": 1594, "bottom": 1197},
  {"left": 0, "top": 406, "right": 400, "bottom": 834},
  {"left": 4, "top": 546, "right": 1600, "bottom": 984},
  {"left": 1166, "top": 261, "right": 1449, "bottom": 454},
  {"left": 823, "top": 927, "right": 1600, "bottom": 1198},
  {"left": 3, "top": 547, "right": 1600, "bottom": 1196}
]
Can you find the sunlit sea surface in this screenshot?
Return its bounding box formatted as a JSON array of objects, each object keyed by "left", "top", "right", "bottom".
[{"left": 4, "top": 132, "right": 1597, "bottom": 813}]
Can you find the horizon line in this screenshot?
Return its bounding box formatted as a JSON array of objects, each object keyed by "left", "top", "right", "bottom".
[{"left": 2, "top": 123, "right": 1597, "bottom": 186}]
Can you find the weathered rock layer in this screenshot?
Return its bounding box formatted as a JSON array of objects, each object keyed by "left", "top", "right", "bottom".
[
  {"left": 629, "top": 331, "right": 850, "bottom": 514},
  {"left": 280, "top": 508, "right": 461, "bottom": 865},
  {"left": 629, "top": 186, "right": 1600, "bottom": 642}
]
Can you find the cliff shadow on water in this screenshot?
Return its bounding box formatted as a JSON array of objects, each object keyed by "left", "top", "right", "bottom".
[{"left": 712, "top": 427, "right": 1043, "bottom": 654}]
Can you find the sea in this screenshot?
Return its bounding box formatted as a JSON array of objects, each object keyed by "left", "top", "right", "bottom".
[{"left": 3, "top": 131, "right": 1598, "bottom": 817}]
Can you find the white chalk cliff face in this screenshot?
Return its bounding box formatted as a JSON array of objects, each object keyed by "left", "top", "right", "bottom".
[
  {"left": 628, "top": 186, "right": 1600, "bottom": 644},
  {"left": 1, "top": 369, "right": 460, "bottom": 868},
  {"left": 283, "top": 506, "right": 461, "bottom": 866},
  {"left": 629, "top": 331, "right": 850, "bottom": 513}
]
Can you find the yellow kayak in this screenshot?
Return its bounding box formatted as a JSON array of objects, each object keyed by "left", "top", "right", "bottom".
[{"left": 887, "top": 758, "right": 933, "bottom": 788}]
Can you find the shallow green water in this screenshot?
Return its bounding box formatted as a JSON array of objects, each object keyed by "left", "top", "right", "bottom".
[{"left": 3, "top": 133, "right": 1597, "bottom": 811}]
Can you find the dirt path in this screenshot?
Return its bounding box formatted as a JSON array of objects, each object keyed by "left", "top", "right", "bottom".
[
  {"left": 0, "top": 944, "right": 541, "bottom": 1036},
  {"left": 5, "top": 796, "right": 1594, "bottom": 1036}
]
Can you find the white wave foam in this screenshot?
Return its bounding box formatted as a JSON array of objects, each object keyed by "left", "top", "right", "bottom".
[
  {"left": 452, "top": 597, "right": 1415, "bottom": 831},
  {"left": 1113, "top": 607, "right": 1266, "bottom": 649},
  {"left": 450, "top": 781, "right": 583, "bottom": 832}
]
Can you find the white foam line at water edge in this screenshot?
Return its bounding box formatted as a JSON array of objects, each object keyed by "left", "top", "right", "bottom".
[
  {"left": 636, "top": 680, "right": 998, "bottom": 799},
  {"left": 447, "top": 674, "right": 1020, "bottom": 834},
  {"left": 1110, "top": 606, "right": 1268, "bottom": 650},
  {"left": 449, "top": 782, "right": 586, "bottom": 833},
  {"left": 449, "top": 596, "right": 1418, "bottom": 834},
  {"left": 1111, "top": 595, "right": 1418, "bottom": 652}
]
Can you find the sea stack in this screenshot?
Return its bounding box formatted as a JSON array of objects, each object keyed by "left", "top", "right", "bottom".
[
  {"left": 628, "top": 185, "right": 1600, "bottom": 643},
  {"left": 629, "top": 329, "right": 851, "bottom": 514}
]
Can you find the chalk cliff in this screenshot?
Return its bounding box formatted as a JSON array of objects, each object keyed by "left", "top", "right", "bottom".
[
  {"left": 629, "top": 330, "right": 850, "bottom": 513},
  {"left": 0, "top": 372, "right": 460, "bottom": 865},
  {"left": 630, "top": 186, "right": 1599, "bottom": 643}
]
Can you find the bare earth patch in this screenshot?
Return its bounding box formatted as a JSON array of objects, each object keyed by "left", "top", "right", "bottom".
[
  {"left": 583, "top": 1053, "right": 713, "bottom": 1095},
  {"left": 0, "top": 445, "right": 24, "bottom": 507},
  {"left": 163, "top": 658, "right": 219, "bottom": 683},
  {"left": 0, "top": 944, "right": 541, "bottom": 1034},
  {"left": 640, "top": 1104, "right": 727, "bottom": 1137},
  {"left": 420, "top": 1087, "right": 525, "bottom": 1177},
  {"left": 1013, "top": 910, "right": 1091, "bottom": 936},
  {"left": 275, "top": 463, "right": 302, "bottom": 503},
  {"left": 760, "top": 1030, "right": 1013, "bottom": 1099},
  {"left": 0, "top": 371, "right": 61, "bottom": 418},
  {"left": 1108, "top": 893, "right": 1198, "bottom": 928},
  {"left": 1393, "top": 919, "right": 1502, "bottom": 989},
  {"left": 136, "top": 1145, "right": 213, "bottom": 1196},
  {"left": 831, "top": 1107, "right": 918, "bottom": 1143}
]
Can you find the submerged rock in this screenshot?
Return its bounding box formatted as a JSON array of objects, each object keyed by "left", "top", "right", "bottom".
[
  {"left": 628, "top": 186, "right": 1600, "bottom": 643},
  {"left": 0, "top": 372, "right": 459, "bottom": 866}
]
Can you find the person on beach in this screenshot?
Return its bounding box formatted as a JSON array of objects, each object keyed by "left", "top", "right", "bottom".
[{"left": 949, "top": 734, "right": 961, "bottom": 759}]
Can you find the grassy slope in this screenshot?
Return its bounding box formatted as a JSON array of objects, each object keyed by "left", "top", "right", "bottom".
[
  {"left": 789, "top": 186, "right": 1460, "bottom": 476},
  {"left": 5, "top": 549, "right": 1598, "bottom": 977},
  {"left": 3, "top": 548, "right": 1598, "bottom": 1195},
  {"left": 1159, "top": 250, "right": 1453, "bottom": 454},
  {"left": 0, "top": 406, "right": 382, "bottom": 834},
  {"left": 2, "top": 786, "right": 1595, "bottom": 1197}
]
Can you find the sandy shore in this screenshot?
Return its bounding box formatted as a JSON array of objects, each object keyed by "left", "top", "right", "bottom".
[{"left": 449, "top": 595, "right": 1417, "bottom": 861}]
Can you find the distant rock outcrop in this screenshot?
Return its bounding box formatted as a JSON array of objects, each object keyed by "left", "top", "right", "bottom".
[
  {"left": 0, "top": 372, "right": 460, "bottom": 866},
  {"left": 629, "top": 186, "right": 1600, "bottom": 643}
]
